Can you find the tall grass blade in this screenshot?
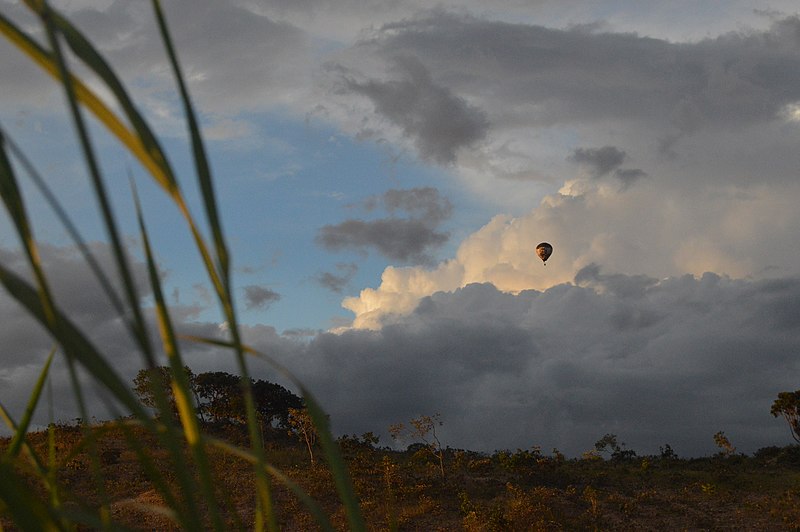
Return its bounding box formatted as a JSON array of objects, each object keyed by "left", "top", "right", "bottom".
[
  {"left": 0, "top": 402, "right": 48, "bottom": 479},
  {"left": 0, "top": 264, "right": 148, "bottom": 419},
  {"left": 1, "top": 7, "right": 227, "bottom": 310},
  {"left": 133, "top": 183, "right": 225, "bottom": 531},
  {"left": 150, "top": 2, "right": 278, "bottom": 529},
  {"left": 35, "top": 0, "right": 158, "bottom": 372},
  {"left": 0, "top": 123, "right": 58, "bottom": 327},
  {"left": 150, "top": 0, "right": 227, "bottom": 276},
  {"left": 3, "top": 347, "right": 55, "bottom": 462},
  {"left": 1, "top": 127, "right": 127, "bottom": 322},
  {"left": 0, "top": 463, "right": 63, "bottom": 532}
]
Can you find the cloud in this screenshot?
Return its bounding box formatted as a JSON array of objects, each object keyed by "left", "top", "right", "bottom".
[
  {"left": 276, "top": 275, "right": 800, "bottom": 457},
  {"left": 317, "top": 219, "right": 449, "bottom": 263},
  {"left": 0, "top": 0, "right": 311, "bottom": 130},
  {"left": 382, "top": 187, "right": 452, "bottom": 223},
  {"left": 613, "top": 168, "right": 648, "bottom": 189},
  {"left": 350, "top": 11, "right": 800, "bottom": 133},
  {"left": 321, "top": 10, "right": 800, "bottom": 198},
  {"left": 0, "top": 243, "right": 196, "bottom": 430},
  {"left": 338, "top": 55, "right": 490, "bottom": 164},
  {"left": 317, "top": 187, "right": 452, "bottom": 264},
  {"left": 342, "top": 178, "right": 800, "bottom": 329},
  {"left": 317, "top": 263, "right": 358, "bottom": 293},
  {"left": 243, "top": 285, "right": 281, "bottom": 310},
  {"left": 569, "top": 146, "right": 627, "bottom": 177}
]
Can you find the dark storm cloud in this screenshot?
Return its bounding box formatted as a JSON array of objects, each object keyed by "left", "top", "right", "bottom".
[
  {"left": 243, "top": 285, "right": 281, "bottom": 310},
  {"left": 344, "top": 11, "right": 800, "bottom": 139},
  {"left": 340, "top": 55, "right": 489, "bottom": 164},
  {"left": 317, "top": 263, "right": 358, "bottom": 293},
  {"left": 317, "top": 187, "right": 452, "bottom": 264},
  {"left": 270, "top": 273, "right": 800, "bottom": 457}
]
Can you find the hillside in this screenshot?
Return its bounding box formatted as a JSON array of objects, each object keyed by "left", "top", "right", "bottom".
[{"left": 3, "top": 422, "right": 800, "bottom": 530}]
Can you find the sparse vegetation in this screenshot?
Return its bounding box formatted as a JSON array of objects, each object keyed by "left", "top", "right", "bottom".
[{"left": 3, "top": 422, "right": 800, "bottom": 530}]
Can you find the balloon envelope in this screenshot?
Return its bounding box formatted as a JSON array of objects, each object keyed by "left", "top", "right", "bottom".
[{"left": 536, "top": 242, "right": 553, "bottom": 263}]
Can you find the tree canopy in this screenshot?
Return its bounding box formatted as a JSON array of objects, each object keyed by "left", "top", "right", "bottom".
[
  {"left": 132, "top": 366, "right": 302, "bottom": 428},
  {"left": 771, "top": 390, "right": 800, "bottom": 444}
]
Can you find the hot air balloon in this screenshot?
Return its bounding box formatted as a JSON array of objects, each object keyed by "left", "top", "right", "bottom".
[{"left": 536, "top": 242, "right": 553, "bottom": 264}]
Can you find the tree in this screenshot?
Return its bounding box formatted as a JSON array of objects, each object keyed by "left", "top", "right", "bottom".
[
  {"left": 389, "top": 413, "right": 446, "bottom": 477},
  {"left": 252, "top": 379, "right": 303, "bottom": 429},
  {"left": 287, "top": 407, "right": 323, "bottom": 465},
  {"left": 194, "top": 371, "right": 244, "bottom": 424},
  {"left": 771, "top": 390, "right": 800, "bottom": 444},
  {"left": 133, "top": 367, "right": 303, "bottom": 429},
  {"left": 594, "top": 433, "right": 636, "bottom": 461},
  {"left": 132, "top": 365, "right": 201, "bottom": 422},
  {"left": 713, "top": 431, "right": 736, "bottom": 457}
]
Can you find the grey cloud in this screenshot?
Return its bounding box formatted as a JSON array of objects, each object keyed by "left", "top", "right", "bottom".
[
  {"left": 568, "top": 146, "right": 648, "bottom": 189},
  {"left": 271, "top": 273, "right": 800, "bottom": 457},
  {"left": 317, "top": 187, "right": 452, "bottom": 264},
  {"left": 317, "top": 218, "right": 449, "bottom": 263},
  {"left": 574, "top": 262, "right": 659, "bottom": 298},
  {"left": 243, "top": 285, "right": 281, "bottom": 310},
  {"left": 569, "top": 146, "right": 626, "bottom": 177},
  {"left": 1, "top": 1, "right": 309, "bottom": 119},
  {"left": 614, "top": 168, "right": 648, "bottom": 188},
  {"left": 0, "top": 243, "right": 216, "bottom": 431},
  {"left": 344, "top": 11, "right": 800, "bottom": 144},
  {"left": 317, "top": 263, "right": 358, "bottom": 293},
  {"left": 383, "top": 187, "right": 452, "bottom": 224},
  {"left": 341, "top": 55, "right": 489, "bottom": 164}
]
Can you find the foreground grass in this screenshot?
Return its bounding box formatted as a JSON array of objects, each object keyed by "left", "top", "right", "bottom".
[{"left": 3, "top": 423, "right": 800, "bottom": 530}]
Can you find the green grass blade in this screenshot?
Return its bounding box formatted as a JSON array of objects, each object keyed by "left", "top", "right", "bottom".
[
  {"left": 3, "top": 347, "right": 56, "bottom": 462},
  {"left": 0, "top": 124, "right": 59, "bottom": 327},
  {"left": 3, "top": 126, "right": 129, "bottom": 328},
  {"left": 149, "top": 4, "right": 278, "bottom": 528},
  {"left": 35, "top": 0, "right": 159, "bottom": 372},
  {"left": 133, "top": 183, "right": 225, "bottom": 532},
  {"left": 0, "top": 401, "right": 48, "bottom": 477},
  {"left": 150, "top": 0, "right": 228, "bottom": 277},
  {"left": 0, "top": 263, "right": 149, "bottom": 419},
  {"left": 0, "top": 463, "right": 64, "bottom": 532},
  {"left": 0, "top": 11, "right": 175, "bottom": 196}
]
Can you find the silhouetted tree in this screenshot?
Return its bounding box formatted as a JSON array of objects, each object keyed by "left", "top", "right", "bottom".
[
  {"left": 132, "top": 365, "right": 202, "bottom": 422},
  {"left": 252, "top": 379, "right": 303, "bottom": 429},
  {"left": 132, "top": 367, "right": 302, "bottom": 429},
  {"left": 194, "top": 371, "right": 244, "bottom": 424},
  {"left": 771, "top": 390, "right": 800, "bottom": 444},
  {"left": 594, "top": 433, "right": 637, "bottom": 461}
]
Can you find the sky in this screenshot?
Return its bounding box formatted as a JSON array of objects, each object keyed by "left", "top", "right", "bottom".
[{"left": 1, "top": 0, "right": 800, "bottom": 457}]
